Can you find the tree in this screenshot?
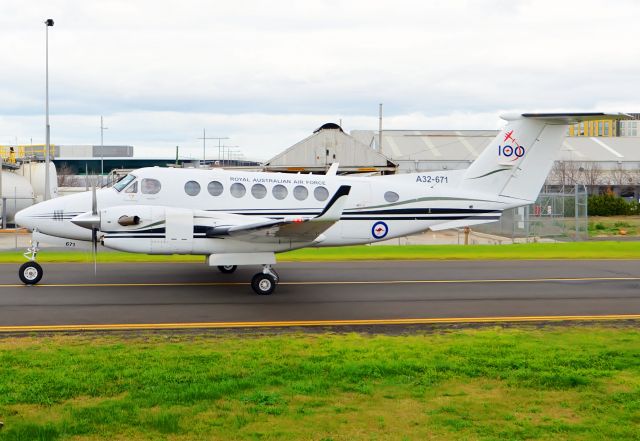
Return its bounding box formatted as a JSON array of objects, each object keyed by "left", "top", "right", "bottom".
[
  {"left": 609, "top": 163, "right": 632, "bottom": 187},
  {"left": 57, "top": 164, "right": 76, "bottom": 187},
  {"left": 550, "top": 160, "right": 580, "bottom": 186},
  {"left": 578, "top": 162, "right": 603, "bottom": 194}
]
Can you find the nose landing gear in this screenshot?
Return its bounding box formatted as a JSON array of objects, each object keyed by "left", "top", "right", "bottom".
[{"left": 19, "top": 241, "right": 42, "bottom": 285}]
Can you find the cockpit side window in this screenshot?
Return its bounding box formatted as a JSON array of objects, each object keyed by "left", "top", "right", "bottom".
[
  {"left": 113, "top": 174, "right": 136, "bottom": 192},
  {"left": 125, "top": 181, "right": 138, "bottom": 193}
]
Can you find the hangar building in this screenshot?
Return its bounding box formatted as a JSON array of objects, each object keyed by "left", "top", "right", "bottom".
[{"left": 263, "top": 123, "right": 396, "bottom": 174}]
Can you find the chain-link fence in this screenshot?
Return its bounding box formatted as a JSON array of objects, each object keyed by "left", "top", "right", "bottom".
[{"left": 474, "top": 185, "right": 589, "bottom": 241}]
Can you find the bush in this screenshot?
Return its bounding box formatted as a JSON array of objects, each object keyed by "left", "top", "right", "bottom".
[{"left": 588, "top": 194, "right": 638, "bottom": 216}]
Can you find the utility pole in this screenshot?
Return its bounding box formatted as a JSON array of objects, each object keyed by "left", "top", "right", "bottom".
[
  {"left": 196, "top": 130, "right": 228, "bottom": 166},
  {"left": 44, "top": 18, "right": 54, "bottom": 200},
  {"left": 222, "top": 146, "right": 240, "bottom": 167},
  {"left": 100, "top": 116, "right": 108, "bottom": 181}
]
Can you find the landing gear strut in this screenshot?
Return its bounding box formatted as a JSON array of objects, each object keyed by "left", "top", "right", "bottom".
[
  {"left": 251, "top": 264, "right": 279, "bottom": 295},
  {"left": 19, "top": 241, "right": 43, "bottom": 285}
]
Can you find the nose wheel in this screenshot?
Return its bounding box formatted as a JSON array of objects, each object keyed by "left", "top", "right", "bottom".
[
  {"left": 19, "top": 240, "right": 43, "bottom": 285},
  {"left": 19, "top": 261, "right": 43, "bottom": 285},
  {"left": 251, "top": 265, "right": 279, "bottom": 295}
]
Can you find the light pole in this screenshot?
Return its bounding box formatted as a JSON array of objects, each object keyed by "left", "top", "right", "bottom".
[
  {"left": 100, "top": 116, "right": 108, "bottom": 182},
  {"left": 44, "top": 18, "right": 54, "bottom": 200}
]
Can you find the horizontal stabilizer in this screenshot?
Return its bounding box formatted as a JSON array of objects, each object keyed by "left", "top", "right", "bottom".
[{"left": 502, "top": 112, "right": 632, "bottom": 123}]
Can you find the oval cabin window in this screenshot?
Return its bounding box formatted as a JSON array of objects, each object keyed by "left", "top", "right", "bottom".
[
  {"left": 207, "top": 181, "right": 223, "bottom": 196},
  {"left": 314, "top": 186, "right": 329, "bottom": 201},
  {"left": 184, "top": 181, "right": 201, "bottom": 196},
  {"left": 384, "top": 191, "right": 399, "bottom": 203},
  {"left": 272, "top": 184, "right": 288, "bottom": 200},
  {"left": 141, "top": 178, "right": 161, "bottom": 195},
  {"left": 230, "top": 183, "right": 246, "bottom": 198},
  {"left": 293, "top": 185, "right": 308, "bottom": 201},
  {"left": 251, "top": 184, "right": 267, "bottom": 199}
]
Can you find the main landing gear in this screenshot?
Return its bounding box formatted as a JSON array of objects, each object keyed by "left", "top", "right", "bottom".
[
  {"left": 19, "top": 242, "right": 43, "bottom": 285},
  {"left": 217, "top": 265, "right": 237, "bottom": 274},
  {"left": 251, "top": 265, "right": 279, "bottom": 295},
  {"left": 216, "top": 262, "right": 279, "bottom": 295}
]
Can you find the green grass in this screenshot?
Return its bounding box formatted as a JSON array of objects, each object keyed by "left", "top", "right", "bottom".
[
  {"left": 0, "top": 328, "right": 639, "bottom": 440},
  {"left": 588, "top": 216, "right": 640, "bottom": 237},
  {"left": 2, "top": 241, "right": 640, "bottom": 263}
]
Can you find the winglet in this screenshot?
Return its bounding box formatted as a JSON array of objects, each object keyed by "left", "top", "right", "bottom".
[{"left": 315, "top": 185, "right": 351, "bottom": 221}]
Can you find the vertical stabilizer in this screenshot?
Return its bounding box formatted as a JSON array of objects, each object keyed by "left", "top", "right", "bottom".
[{"left": 461, "top": 113, "right": 629, "bottom": 203}]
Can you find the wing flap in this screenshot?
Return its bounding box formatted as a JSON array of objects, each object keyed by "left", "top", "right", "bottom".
[{"left": 207, "top": 185, "right": 351, "bottom": 243}]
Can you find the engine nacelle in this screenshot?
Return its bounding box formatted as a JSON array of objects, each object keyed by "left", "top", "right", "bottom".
[{"left": 100, "top": 205, "right": 194, "bottom": 254}]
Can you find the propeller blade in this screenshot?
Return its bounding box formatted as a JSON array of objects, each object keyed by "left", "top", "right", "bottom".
[
  {"left": 91, "top": 181, "right": 98, "bottom": 216},
  {"left": 92, "top": 227, "right": 98, "bottom": 275},
  {"left": 91, "top": 178, "right": 98, "bottom": 275}
]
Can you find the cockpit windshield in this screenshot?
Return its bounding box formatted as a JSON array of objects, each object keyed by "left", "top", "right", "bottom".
[{"left": 113, "top": 174, "right": 136, "bottom": 192}]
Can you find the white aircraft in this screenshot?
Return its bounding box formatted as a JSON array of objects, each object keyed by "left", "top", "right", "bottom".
[{"left": 14, "top": 113, "right": 626, "bottom": 294}]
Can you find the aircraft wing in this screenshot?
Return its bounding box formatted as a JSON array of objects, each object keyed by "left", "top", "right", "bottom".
[{"left": 206, "top": 185, "right": 351, "bottom": 243}]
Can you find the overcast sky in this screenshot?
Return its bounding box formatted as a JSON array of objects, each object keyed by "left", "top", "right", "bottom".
[{"left": 1, "top": 0, "right": 639, "bottom": 161}]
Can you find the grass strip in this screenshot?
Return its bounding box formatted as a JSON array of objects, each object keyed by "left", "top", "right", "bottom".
[
  {"left": 0, "top": 327, "right": 639, "bottom": 440},
  {"left": 0, "top": 241, "right": 640, "bottom": 263}
]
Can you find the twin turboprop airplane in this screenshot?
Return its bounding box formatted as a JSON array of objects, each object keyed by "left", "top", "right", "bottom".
[{"left": 14, "top": 113, "right": 627, "bottom": 294}]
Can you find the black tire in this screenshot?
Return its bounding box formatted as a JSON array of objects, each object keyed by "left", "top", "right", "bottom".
[
  {"left": 218, "top": 265, "right": 237, "bottom": 274},
  {"left": 251, "top": 273, "right": 276, "bottom": 295},
  {"left": 19, "top": 262, "right": 43, "bottom": 285}
]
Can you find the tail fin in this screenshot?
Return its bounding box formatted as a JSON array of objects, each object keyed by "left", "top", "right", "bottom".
[{"left": 461, "top": 113, "right": 629, "bottom": 203}]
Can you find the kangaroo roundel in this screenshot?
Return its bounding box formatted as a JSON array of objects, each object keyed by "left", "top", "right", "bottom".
[{"left": 371, "top": 221, "right": 389, "bottom": 239}]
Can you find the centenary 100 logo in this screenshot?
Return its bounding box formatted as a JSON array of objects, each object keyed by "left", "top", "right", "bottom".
[{"left": 498, "top": 130, "right": 525, "bottom": 160}]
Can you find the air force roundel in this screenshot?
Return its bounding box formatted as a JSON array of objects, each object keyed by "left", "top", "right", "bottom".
[{"left": 371, "top": 221, "right": 389, "bottom": 239}]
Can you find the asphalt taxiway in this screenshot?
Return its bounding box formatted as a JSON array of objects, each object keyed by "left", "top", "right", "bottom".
[{"left": 0, "top": 260, "right": 639, "bottom": 330}]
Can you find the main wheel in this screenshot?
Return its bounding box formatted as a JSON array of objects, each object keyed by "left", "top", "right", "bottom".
[
  {"left": 251, "top": 273, "right": 277, "bottom": 295},
  {"left": 218, "top": 265, "right": 237, "bottom": 274},
  {"left": 19, "top": 262, "right": 43, "bottom": 285}
]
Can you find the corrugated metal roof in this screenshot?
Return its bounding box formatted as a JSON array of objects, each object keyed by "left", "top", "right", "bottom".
[{"left": 265, "top": 126, "right": 392, "bottom": 168}]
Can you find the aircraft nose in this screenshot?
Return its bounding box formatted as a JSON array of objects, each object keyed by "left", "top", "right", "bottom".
[{"left": 15, "top": 205, "right": 36, "bottom": 230}]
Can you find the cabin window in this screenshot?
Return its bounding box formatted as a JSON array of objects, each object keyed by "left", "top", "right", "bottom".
[
  {"left": 124, "top": 181, "right": 138, "bottom": 193},
  {"left": 141, "top": 178, "right": 161, "bottom": 195},
  {"left": 293, "top": 185, "right": 308, "bottom": 201},
  {"left": 113, "top": 174, "right": 136, "bottom": 192},
  {"left": 207, "top": 181, "right": 224, "bottom": 196},
  {"left": 184, "top": 181, "right": 201, "bottom": 196},
  {"left": 230, "top": 182, "right": 246, "bottom": 198},
  {"left": 251, "top": 184, "right": 267, "bottom": 199},
  {"left": 384, "top": 191, "right": 399, "bottom": 203},
  {"left": 272, "top": 184, "right": 288, "bottom": 200},
  {"left": 314, "top": 186, "right": 329, "bottom": 201}
]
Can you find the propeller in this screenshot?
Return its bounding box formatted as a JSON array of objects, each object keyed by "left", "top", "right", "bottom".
[
  {"left": 91, "top": 179, "right": 98, "bottom": 275},
  {"left": 69, "top": 178, "right": 101, "bottom": 274}
]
